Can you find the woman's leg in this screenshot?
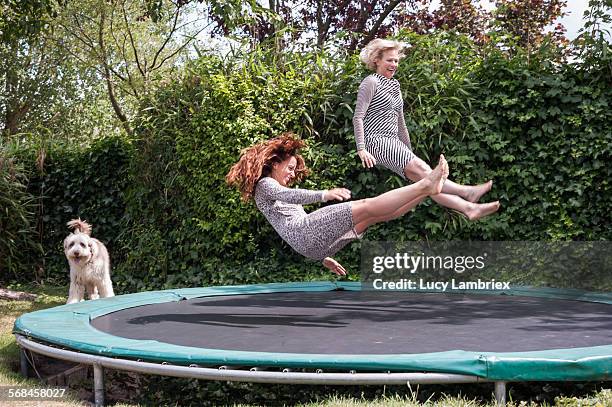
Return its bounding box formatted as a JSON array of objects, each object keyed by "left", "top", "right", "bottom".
[
  {"left": 352, "top": 155, "right": 448, "bottom": 234},
  {"left": 405, "top": 157, "right": 492, "bottom": 201},
  {"left": 323, "top": 195, "right": 426, "bottom": 275},
  {"left": 404, "top": 157, "right": 500, "bottom": 221},
  {"left": 354, "top": 196, "right": 425, "bottom": 234}
]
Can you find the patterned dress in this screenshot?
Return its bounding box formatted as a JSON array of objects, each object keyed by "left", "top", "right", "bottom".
[
  {"left": 353, "top": 73, "right": 415, "bottom": 178},
  {"left": 254, "top": 177, "right": 362, "bottom": 261}
]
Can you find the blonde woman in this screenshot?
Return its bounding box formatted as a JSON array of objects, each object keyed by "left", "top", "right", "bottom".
[{"left": 353, "top": 38, "right": 499, "bottom": 220}]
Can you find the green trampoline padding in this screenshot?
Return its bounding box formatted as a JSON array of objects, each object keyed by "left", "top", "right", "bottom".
[{"left": 13, "top": 282, "right": 612, "bottom": 381}]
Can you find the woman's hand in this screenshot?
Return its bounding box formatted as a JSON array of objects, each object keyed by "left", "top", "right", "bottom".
[
  {"left": 357, "top": 149, "right": 377, "bottom": 168},
  {"left": 323, "top": 188, "right": 351, "bottom": 202},
  {"left": 323, "top": 257, "right": 347, "bottom": 276}
]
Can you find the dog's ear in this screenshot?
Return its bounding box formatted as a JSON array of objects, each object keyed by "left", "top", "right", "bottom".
[{"left": 88, "top": 240, "right": 98, "bottom": 257}]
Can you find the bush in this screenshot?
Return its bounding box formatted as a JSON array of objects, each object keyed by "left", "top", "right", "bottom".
[
  {"left": 0, "top": 140, "right": 41, "bottom": 283},
  {"left": 464, "top": 47, "right": 612, "bottom": 240},
  {"left": 6, "top": 136, "right": 132, "bottom": 284},
  {"left": 110, "top": 33, "right": 610, "bottom": 292},
  {"left": 3, "top": 31, "right": 610, "bottom": 290}
]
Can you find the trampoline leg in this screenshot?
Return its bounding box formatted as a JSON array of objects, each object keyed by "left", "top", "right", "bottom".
[
  {"left": 494, "top": 381, "right": 507, "bottom": 405},
  {"left": 20, "top": 348, "right": 29, "bottom": 378},
  {"left": 93, "top": 363, "right": 105, "bottom": 407}
]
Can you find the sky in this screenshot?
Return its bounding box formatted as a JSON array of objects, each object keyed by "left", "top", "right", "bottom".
[{"left": 554, "top": 0, "right": 596, "bottom": 39}]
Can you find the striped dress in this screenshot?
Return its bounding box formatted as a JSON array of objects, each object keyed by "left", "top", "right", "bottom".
[
  {"left": 254, "top": 177, "right": 362, "bottom": 261},
  {"left": 353, "top": 73, "right": 415, "bottom": 178}
]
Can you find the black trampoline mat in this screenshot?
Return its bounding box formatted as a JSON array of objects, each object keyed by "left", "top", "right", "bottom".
[{"left": 91, "top": 291, "right": 612, "bottom": 354}]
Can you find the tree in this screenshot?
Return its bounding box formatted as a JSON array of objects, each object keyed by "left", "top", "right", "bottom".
[
  {"left": 573, "top": 0, "right": 612, "bottom": 75},
  {"left": 303, "top": 0, "right": 410, "bottom": 50},
  {"left": 189, "top": 0, "right": 567, "bottom": 55},
  {"left": 53, "top": 0, "right": 209, "bottom": 135},
  {"left": 491, "top": 0, "right": 568, "bottom": 55},
  {"left": 398, "top": 0, "right": 569, "bottom": 53},
  {"left": 397, "top": 0, "right": 490, "bottom": 44},
  {"left": 0, "top": 0, "right": 58, "bottom": 44},
  {"left": 1, "top": 21, "right": 118, "bottom": 140},
  {"left": 1, "top": 0, "right": 66, "bottom": 138},
  {"left": 433, "top": 0, "right": 490, "bottom": 43},
  {"left": 203, "top": 0, "right": 416, "bottom": 51}
]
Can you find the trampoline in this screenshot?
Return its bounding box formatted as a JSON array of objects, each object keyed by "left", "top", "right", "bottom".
[{"left": 13, "top": 281, "right": 612, "bottom": 406}]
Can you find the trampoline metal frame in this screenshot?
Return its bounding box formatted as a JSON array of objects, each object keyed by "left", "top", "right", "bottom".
[{"left": 16, "top": 334, "right": 505, "bottom": 406}]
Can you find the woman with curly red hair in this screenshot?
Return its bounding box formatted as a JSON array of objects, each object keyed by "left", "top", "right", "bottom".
[{"left": 227, "top": 132, "right": 449, "bottom": 275}]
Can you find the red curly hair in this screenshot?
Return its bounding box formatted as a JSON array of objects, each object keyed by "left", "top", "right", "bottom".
[{"left": 226, "top": 132, "right": 309, "bottom": 201}]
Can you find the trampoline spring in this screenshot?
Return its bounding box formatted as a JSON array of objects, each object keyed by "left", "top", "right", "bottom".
[
  {"left": 189, "top": 364, "right": 200, "bottom": 368},
  {"left": 219, "top": 365, "right": 228, "bottom": 370},
  {"left": 282, "top": 368, "right": 293, "bottom": 373},
  {"left": 316, "top": 369, "right": 324, "bottom": 374},
  {"left": 349, "top": 370, "right": 356, "bottom": 374},
  {"left": 250, "top": 367, "right": 260, "bottom": 371},
  {"left": 161, "top": 361, "right": 169, "bottom": 365}
]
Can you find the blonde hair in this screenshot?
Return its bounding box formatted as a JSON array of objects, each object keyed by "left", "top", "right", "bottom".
[{"left": 359, "top": 38, "right": 405, "bottom": 71}]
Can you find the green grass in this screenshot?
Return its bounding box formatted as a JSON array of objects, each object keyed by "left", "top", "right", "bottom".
[
  {"left": 1, "top": 284, "right": 610, "bottom": 406},
  {"left": 1, "top": 285, "right": 65, "bottom": 364},
  {"left": 0, "top": 284, "right": 87, "bottom": 406}
]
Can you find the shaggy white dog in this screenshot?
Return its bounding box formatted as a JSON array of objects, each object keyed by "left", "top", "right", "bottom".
[{"left": 64, "top": 219, "right": 114, "bottom": 304}]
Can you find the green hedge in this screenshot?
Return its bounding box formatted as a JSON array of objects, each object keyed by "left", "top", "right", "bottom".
[
  {"left": 115, "top": 51, "right": 356, "bottom": 291},
  {"left": 4, "top": 136, "right": 132, "bottom": 284},
  {"left": 464, "top": 50, "right": 611, "bottom": 240},
  {"left": 3, "top": 32, "right": 610, "bottom": 291},
  {"left": 114, "top": 33, "right": 610, "bottom": 292},
  {"left": 0, "top": 141, "right": 41, "bottom": 281}
]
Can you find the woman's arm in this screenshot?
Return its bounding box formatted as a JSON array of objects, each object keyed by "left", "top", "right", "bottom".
[
  {"left": 256, "top": 177, "right": 326, "bottom": 205},
  {"left": 398, "top": 103, "right": 412, "bottom": 149},
  {"left": 352, "top": 77, "right": 377, "bottom": 151}
]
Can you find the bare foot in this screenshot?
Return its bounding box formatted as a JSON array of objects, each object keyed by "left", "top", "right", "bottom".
[
  {"left": 423, "top": 154, "right": 449, "bottom": 195},
  {"left": 466, "top": 180, "right": 493, "bottom": 203},
  {"left": 464, "top": 201, "right": 501, "bottom": 221},
  {"left": 323, "top": 257, "right": 347, "bottom": 276}
]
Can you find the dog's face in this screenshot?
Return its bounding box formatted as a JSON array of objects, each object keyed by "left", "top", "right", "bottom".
[{"left": 64, "top": 232, "right": 94, "bottom": 265}]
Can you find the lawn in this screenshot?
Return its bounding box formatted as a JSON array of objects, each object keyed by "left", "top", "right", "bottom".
[{"left": 1, "top": 284, "right": 610, "bottom": 406}]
